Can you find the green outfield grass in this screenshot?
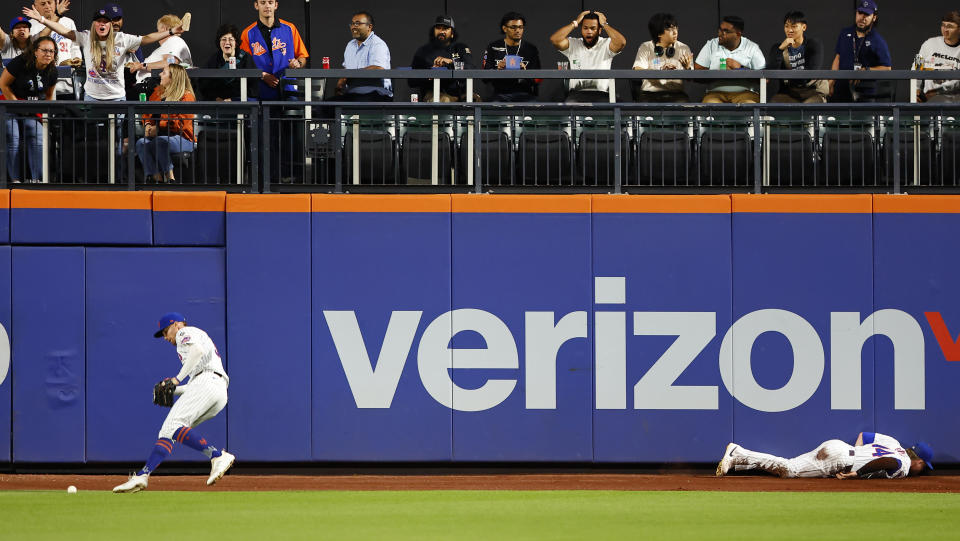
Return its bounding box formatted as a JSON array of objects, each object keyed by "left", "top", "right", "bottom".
[{"left": 2, "top": 490, "right": 959, "bottom": 541}]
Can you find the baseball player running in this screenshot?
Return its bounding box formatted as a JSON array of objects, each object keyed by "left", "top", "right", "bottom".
[
  {"left": 716, "top": 432, "right": 933, "bottom": 479},
  {"left": 113, "top": 312, "right": 235, "bottom": 493}
]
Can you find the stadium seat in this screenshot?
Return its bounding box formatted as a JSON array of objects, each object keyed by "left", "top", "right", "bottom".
[
  {"left": 698, "top": 126, "right": 753, "bottom": 187},
  {"left": 883, "top": 129, "right": 935, "bottom": 186},
  {"left": 343, "top": 129, "right": 396, "bottom": 184},
  {"left": 578, "top": 129, "right": 631, "bottom": 186},
  {"left": 518, "top": 130, "right": 573, "bottom": 185},
  {"left": 636, "top": 126, "right": 692, "bottom": 186},
  {"left": 765, "top": 127, "right": 817, "bottom": 187},
  {"left": 401, "top": 131, "right": 454, "bottom": 185},
  {"left": 821, "top": 124, "right": 877, "bottom": 186},
  {"left": 459, "top": 131, "right": 514, "bottom": 186}
]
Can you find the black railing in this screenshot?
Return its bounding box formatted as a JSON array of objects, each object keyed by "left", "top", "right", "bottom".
[{"left": 1, "top": 69, "right": 957, "bottom": 193}]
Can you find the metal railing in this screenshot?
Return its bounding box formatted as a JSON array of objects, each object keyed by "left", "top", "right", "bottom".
[{"left": 1, "top": 69, "right": 958, "bottom": 193}]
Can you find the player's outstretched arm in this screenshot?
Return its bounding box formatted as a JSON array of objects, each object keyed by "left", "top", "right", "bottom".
[{"left": 843, "top": 457, "right": 900, "bottom": 479}]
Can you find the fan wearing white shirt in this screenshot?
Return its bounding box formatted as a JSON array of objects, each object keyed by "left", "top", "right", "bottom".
[
  {"left": 550, "top": 10, "right": 626, "bottom": 103},
  {"left": 694, "top": 15, "right": 766, "bottom": 103},
  {"left": 132, "top": 14, "right": 193, "bottom": 84},
  {"left": 916, "top": 10, "right": 960, "bottom": 103}
]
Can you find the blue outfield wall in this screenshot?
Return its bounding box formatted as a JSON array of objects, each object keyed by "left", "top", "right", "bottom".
[{"left": 1, "top": 191, "right": 959, "bottom": 464}]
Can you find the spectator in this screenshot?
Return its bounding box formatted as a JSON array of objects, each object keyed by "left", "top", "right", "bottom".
[
  {"left": 830, "top": 0, "right": 891, "bottom": 102},
  {"left": 29, "top": 0, "right": 82, "bottom": 99},
  {"left": 694, "top": 15, "right": 766, "bottom": 103},
  {"left": 240, "top": 0, "right": 308, "bottom": 101},
  {"left": 915, "top": 11, "right": 960, "bottom": 103},
  {"left": 337, "top": 11, "right": 392, "bottom": 101},
  {"left": 133, "top": 14, "right": 193, "bottom": 85},
  {"left": 481, "top": 11, "right": 541, "bottom": 102},
  {"left": 550, "top": 11, "right": 626, "bottom": 103},
  {"left": 0, "top": 36, "right": 57, "bottom": 183},
  {"left": 410, "top": 15, "right": 474, "bottom": 102},
  {"left": 23, "top": 5, "right": 187, "bottom": 102},
  {"left": 136, "top": 63, "right": 195, "bottom": 183},
  {"left": 766, "top": 11, "right": 827, "bottom": 103},
  {"left": 1, "top": 16, "right": 32, "bottom": 65},
  {"left": 632, "top": 13, "right": 693, "bottom": 103},
  {"left": 200, "top": 24, "right": 255, "bottom": 101},
  {"left": 99, "top": 3, "right": 145, "bottom": 100}
]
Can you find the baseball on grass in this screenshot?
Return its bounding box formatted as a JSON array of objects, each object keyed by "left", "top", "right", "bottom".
[{"left": 67, "top": 485, "right": 77, "bottom": 494}]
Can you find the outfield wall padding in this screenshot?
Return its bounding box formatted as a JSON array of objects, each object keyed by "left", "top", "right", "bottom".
[{"left": 1, "top": 191, "right": 959, "bottom": 465}]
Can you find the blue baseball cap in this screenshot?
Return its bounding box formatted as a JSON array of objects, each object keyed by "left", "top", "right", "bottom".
[
  {"left": 857, "top": 0, "right": 878, "bottom": 14},
  {"left": 104, "top": 3, "right": 124, "bottom": 19},
  {"left": 154, "top": 312, "right": 186, "bottom": 338},
  {"left": 9, "top": 16, "right": 30, "bottom": 31},
  {"left": 91, "top": 8, "right": 111, "bottom": 22},
  {"left": 912, "top": 442, "right": 934, "bottom": 470}
]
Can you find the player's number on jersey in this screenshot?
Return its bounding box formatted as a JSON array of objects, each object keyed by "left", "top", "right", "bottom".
[{"left": 871, "top": 444, "right": 894, "bottom": 457}]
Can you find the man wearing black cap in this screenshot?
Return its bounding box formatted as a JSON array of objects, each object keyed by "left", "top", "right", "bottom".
[
  {"left": 112, "top": 312, "right": 234, "bottom": 493},
  {"left": 410, "top": 15, "right": 475, "bottom": 102},
  {"left": 830, "top": 0, "right": 891, "bottom": 102}
]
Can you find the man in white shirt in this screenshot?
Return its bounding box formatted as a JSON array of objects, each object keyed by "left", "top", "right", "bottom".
[
  {"left": 550, "top": 10, "right": 626, "bottom": 103},
  {"left": 133, "top": 14, "right": 193, "bottom": 84},
  {"left": 694, "top": 15, "right": 766, "bottom": 103},
  {"left": 916, "top": 10, "right": 960, "bottom": 103},
  {"left": 29, "top": 0, "right": 82, "bottom": 98}
]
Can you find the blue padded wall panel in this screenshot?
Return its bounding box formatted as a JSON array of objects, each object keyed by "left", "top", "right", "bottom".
[
  {"left": 12, "top": 247, "right": 85, "bottom": 462},
  {"left": 731, "top": 212, "right": 874, "bottom": 456},
  {"left": 592, "top": 213, "right": 733, "bottom": 463},
  {"left": 0, "top": 207, "right": 8, "bottom": 244},
  {"left": 450, "top": 212, "right": 593, "bottom": 461},
  {"left": 313, "top": 212, "right": 453, "bottom": 461},
  {"left": 154, "top": 212, "right": 225, "bottom": 247},
  {"left": 12, "top": 209, "right": 152, "bottom": 245},
  {"left": 874, "top": 213, "right": 960, "bottom": 462},
  {"left": 0, "top": 247, "right": 10, "bottom": 462},
  {"left": 85, "top": 248, "right": 226, "bottom": 462},
  {"left": 226, "top": 212, "right": 311, "bottom": 461}
]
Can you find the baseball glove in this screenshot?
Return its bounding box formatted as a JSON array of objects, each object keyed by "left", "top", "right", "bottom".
[{"left": 153, "top": 378, "right": 176, "bottom": 407}]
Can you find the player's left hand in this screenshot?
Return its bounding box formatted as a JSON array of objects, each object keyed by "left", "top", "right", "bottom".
[
  {"left": 835, "top": 471, "right": 858, "bottom": 480},
  {"left": 153, "top": 378, "right": 176, "bottom": 407}
]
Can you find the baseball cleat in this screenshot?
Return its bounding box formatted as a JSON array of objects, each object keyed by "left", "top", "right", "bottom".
[
  {"left": 716, "top": 443, "right": 739, "bottom": 477},
  {"left": 207, "top": 450, "right": 235, "bottom": 486},
  {"left": 113, "top": 473, "right": 148, "bottom": 493}
]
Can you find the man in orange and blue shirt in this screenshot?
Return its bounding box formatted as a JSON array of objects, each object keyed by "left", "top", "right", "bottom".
[{"left": 240, "top": 0, "right": 308, "bottom": 101}]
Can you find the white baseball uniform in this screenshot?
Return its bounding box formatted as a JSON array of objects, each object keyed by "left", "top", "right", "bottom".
[
  {"left": 729, "top": 432, "right": 911, "bottom": 479},
  {"left": 158, "top": 326, "right": 229, "bottom": 440}
]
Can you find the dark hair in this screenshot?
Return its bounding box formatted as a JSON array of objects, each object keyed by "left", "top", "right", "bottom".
[
  {"left": 648, "top": 13, "right": 678, "bottom": 42},
  {"left": 500, "top": 11, "right": 526, "bottom": 34},
  {"left": 943, "top": 10, "right": 960, "bottom": 26},
  {"left": 352, "top": 11, "right": 374, "bottom": 26},
  {"left": 581, "top": 12, "right": 601, "bottom": 27},
  {"left": 25, "top": 36, "right": 58, "bottom": 76},
  {"left": 783, "top": 11, "right": 806, "bottom": 25},
  {"left": 214, "top": 24, "right": 241, "bottom": 50},
  {"left": 428, "top": 23, "right": 457, "bottom": 43},
  {"left": 721, "top": 15, "right": 744, "bottom": 33}
]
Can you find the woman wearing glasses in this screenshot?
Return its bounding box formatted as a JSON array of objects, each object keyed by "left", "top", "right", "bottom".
[
  {"left": 200, "top": 24, "right": 255, "bottom": 101},
  {"left": 0, "top": 36, "right": 58, "bottom": 182}
]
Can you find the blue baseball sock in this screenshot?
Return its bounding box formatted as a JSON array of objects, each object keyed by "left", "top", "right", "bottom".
[
  {"left": 137, "top": 438, "right": 174, "bottom": 476},
  {"left": 173, "top": 426, "right": 222, "bottom": 459}
]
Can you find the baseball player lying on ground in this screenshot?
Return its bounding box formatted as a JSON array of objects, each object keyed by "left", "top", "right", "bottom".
[
  {"left": 716, "top": 432, "right": 934, "bottom": 479},
  {"left": 113, "top": 312, "right": 235, "bottom": 494}
]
